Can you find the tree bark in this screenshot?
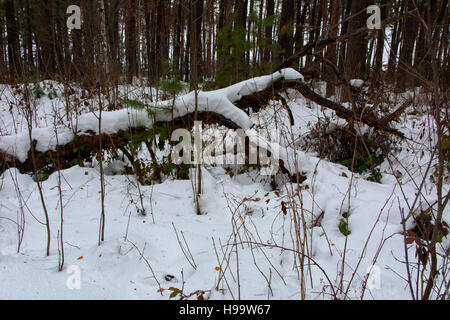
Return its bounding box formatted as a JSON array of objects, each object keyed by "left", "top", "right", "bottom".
[
  {"left": 396, "top": 0, "right": 419, "bottom": 91},
  {"left": 106, "top": 0, "right": 121, "bottom": 86},
  {"left": 279, "top": 0, "right": 295, "bottom": 63},
  {"left": 344, "top": 0, "right": 368, "bottom": 81},
  {"left": 5, "top": 0, "right": 22, "bottom": 79},
  {"left": 263, "top": 0, "right": 275, "bottom": 63},
  {"left": 374, "top": 0, "right": 388, "bottom": 82},
  {"left": 71, "top": 0, "right": 83, "bottom": 81},
  {"left": 325, "top": 0, "right": 342, "bottom": 97},
  {"left": 173, "top": 0, "right": 183, "bottom": 76},
  {"left": 125, "top": 0, "right": 138, "bottom": 83},
  {"left": 156, "top": 0, "right": 169, "bottom": 78},
  {"left": 80, "top": 0, "right": 97, "bottom": 85},
  {"left": 190, "top": 0, "right": 203, "bottom": 82},
  {"left": 25, "top": 1, "right": 35, "bottom": 69},
  {"left": 0, "top": 8, "right": 6, "bottom": 77},
  {"left": 387, "top": 0, "right": 404, "bottom": 81}
]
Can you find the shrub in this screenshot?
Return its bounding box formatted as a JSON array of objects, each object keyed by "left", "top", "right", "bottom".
[{"left": 300, "top": 119, "right": 400, "bottom": 183}]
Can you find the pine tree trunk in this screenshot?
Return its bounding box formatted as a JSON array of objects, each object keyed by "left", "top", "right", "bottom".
[
  {"left": 341, "top": 0, "right": 368, "bottom": 101},
  {"left": 305, "top": 1, "right": 317, "bottom": 67},
  {"left": 217, "top": 0, "right": 233, "bottom": 72},
  {"left": 5, "top": 0, "right": 22, "bottom": 79},
  {"left": 54, "top": 0, "right": 69, "bottom": 78},
  {"left": 144, "top": 0, "right": 154, "bottom": 83},
  {"left": 80, "top": 0, "right": 97, "bottom": 85},
  {"left": 25, "top": 1, "right": 35, "bottom": 69},
  {"left": 264, "top": 0, "right": 275, "bottom": 63},
  {"left": 338, "top": 0, "right": 352, "bottom": 75},
  {"left": 396, "top": 0, "right": 419, "bottom": 91},
  {"left": 344, "top": 0, "right": 368, "bottom": 81},
  {"left": 205, "top": 0, "right": 214, "bottom": 79},
  {"left": 248, "top": 0, "right": 255, "bottom": 66},
  {"left": 414, "top": 0, "right": 447, "bottom": 85},
  {"left": 235, "top": 0, "right": 247, "bottom": 29},
  {"left": 294, "top": 0, "right": 310, "bottom": 62},
  {"left": 125, "top": 0, "right": 138, "bottom": 83},
  {"left": 325, "top": 0, "right": 342, "bottom": 98},
  {"left": 387, "top": 0, "right": 403, "bottom": 82},
  {"left": 156, "top": 0, "right": 169, "bottom": 79},
  {"left": 233, "top": 0, "right": 247, "bottom": 79},
  {"left": 99, "top": 0, "right": 109, "bottom": 78},
  {"left": 173, "top": 0, "right": 183, "bottom": 76},
  {"left": 374, "top": 0, "right": 388, "bottom": 82},
  {"left": 190, "top": 0, "right": 203, "bottom": 82},
  {"left": 279, "top": 0, "right": 295, "bottom": 63},
  {"left": 106, "top": 0, "right": 120, "bottom": 86},
  {"left": 71, "top": 0, "right": 83, "bottom": 81},
  {"left": 184, "top": 3, "right": 190, "bottom": 82},
  {"left": 0, "top": 8, "right": 6, "bottom": 77}
]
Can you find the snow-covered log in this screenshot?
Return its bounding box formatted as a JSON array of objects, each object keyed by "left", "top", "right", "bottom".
[{"left": 0, "top": 68, "right": 407, "bottom": 178}]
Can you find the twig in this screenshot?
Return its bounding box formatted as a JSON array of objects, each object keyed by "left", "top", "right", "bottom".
[{"left": 126, "top": 239, "right": 163, "bottom": 295}]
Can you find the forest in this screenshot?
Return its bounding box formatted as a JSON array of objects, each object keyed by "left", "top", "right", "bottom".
[
  {"left": 1, "top": 0, "right": 447, "bottom": 90},
  {"left": 0, "top": 0, "right": 448, "bottom": 301}
]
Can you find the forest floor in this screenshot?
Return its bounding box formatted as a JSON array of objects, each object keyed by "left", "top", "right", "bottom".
[{"left": 0, "top": 79, "right": 448, "bottom": 300}]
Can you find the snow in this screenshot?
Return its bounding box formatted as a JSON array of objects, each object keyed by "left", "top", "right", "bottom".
[
  {"left": 0, "top": 78, "right": 448, "bottom": 300},
  {"left": 350, "top": 79, "right": 364, "bottom": 88}
]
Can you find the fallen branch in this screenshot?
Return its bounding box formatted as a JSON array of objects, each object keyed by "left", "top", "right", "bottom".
[{"left": 235, "top": 78, "right": 409, "bottom": 138}]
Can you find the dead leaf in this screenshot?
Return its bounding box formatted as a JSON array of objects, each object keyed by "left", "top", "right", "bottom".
[
  {"left": 281, "top": 201, "right": 287, "bottom": 215},
  {"left": 243, "top": 197, "right": 260, "bottom": 202}
]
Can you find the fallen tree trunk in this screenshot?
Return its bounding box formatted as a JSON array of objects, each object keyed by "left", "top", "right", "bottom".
[
  {"left": 0, "top": 68, "right": 408, "bottom": 179},
  {"left": 0, "top": 111, "right": 241, "bottom": 175},
  {"left": 0, "top": 111, "right": 304, "bottom": 182}
]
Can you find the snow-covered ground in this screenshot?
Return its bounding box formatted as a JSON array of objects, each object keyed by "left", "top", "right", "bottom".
[{"left": 0, "top": 78, "right": 448, "bottom": 300}]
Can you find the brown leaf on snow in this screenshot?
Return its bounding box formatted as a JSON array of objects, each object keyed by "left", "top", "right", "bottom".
[
  {"left": 281, "top": 201, "right": 287, "bottom": 215},
  {"left": 243, "top": 197, "right": 260, "bottom": 202}
]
